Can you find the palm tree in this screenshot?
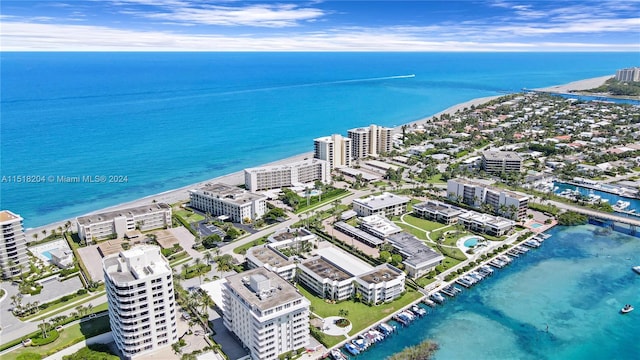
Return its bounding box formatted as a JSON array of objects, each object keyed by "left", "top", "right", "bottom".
[
  {"left": 39, "top": 320, "right": 49, "bottom": 339},
  {"left": 182, "top": 263, "right": 190, "bottom": 279},
  {"left": 42, "top": 229, "right": 47, "bottom": 238},
  {"left": 194, "top": 257, "right": 203, "bottom": 284},
  {"left": 32, "top": 233, "right": 39, "bottom": 242},
  {"left": 86, "top": 303, "right": 94, "bottom": 315},
  {"left": 204, "top": 252, "right": 213, "bottom": 265}
]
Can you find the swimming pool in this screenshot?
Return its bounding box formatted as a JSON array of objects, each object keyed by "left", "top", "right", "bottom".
[
  {"left": 531, "top": 223, "right": 543, "bottom": 229},
  {"left": 41, "top": 250, "right": 54, "bottom": 260},
  {"left": 464, "top": 238, "right": 479, "bottom": 247}
]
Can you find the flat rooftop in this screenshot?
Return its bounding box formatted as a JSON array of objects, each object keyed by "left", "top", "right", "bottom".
[
  {"left": 353, "top": 192, "right": 410, "bottom": 210},
  {"left": 316, "top": 247, "right": 373, "bottom": 276},
  {"left": 338, "top": 167, "right": 381, "bottom": 181},
  {"left": 459, "top": 212, "right": 515, "bottom": 228},
  {"left": 387, "top": 232, "right": 444, "bottom": 268},
  {"left": 300, "top": 257, "right": 352, "bottom": 282},
  {"left": 413, "top": 201, "right": 465, "bottom": 215},
  {"left": 191, "top": 183, "right": 265, "bottom": 205},
  {"left": 77, "top": 203, "right": 170, "bottom": 225},
  {"left": 247, "top": 245, "right": 294, "bottom": 268},
  {"left": 244, "top": 158, "right": 325, "bottom": 173},
  {"left": 0, "top": 210, "right": 21, "bottom": 223},
  {"left": 225, "top": 268, "right": 303, "bottom": 312},
  {"left": 483, "top": 150, "right": 523, "bottom": 161},
  {"left": 334, "top": 221, "right": 384, "bottom": 246},
  {"left": 103, "top": 245, "right": 171, "bottom": 283},
  {"left": 359, "top": 264, "right": 403, "bottom": 284}
]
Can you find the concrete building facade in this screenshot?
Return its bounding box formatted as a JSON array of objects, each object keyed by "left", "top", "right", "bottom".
[
  {"left": 76, "top": 204, "right": 172, "bottom": 242},
  {"left": 244, "top": 159, "right": 329, "bottom": 192},
  {"left": 386, "top": 232, "right": 444, "bottom": 279},
  {"left": 481, "top": 150, "right": 523, "bottom": 174},
  {"left": 347, "top": 124, "right": 393, "bottom": 159},
  {"left": 103, "top": 245, "right": 178, "bottom": 359},
  {"left": 189, "top": 183, "right": 267, "bottom": 224},
  {"left": 615, "top": 67, "right": 640, "bottom": 82},
  {"left": 0, "top": 210, "right": 28, "bottom": 278},
  {"left": 222, "top": 268, "right": 310, "bottom": 360},
  {"left": 313, "top": 134, "right": 352, "bottom": 170},
  {"left": 352, "top": 192, "right": 410, "bottom": 217},
  {"left": 447, "top": 178, "right": 529, "bottom": 220}
]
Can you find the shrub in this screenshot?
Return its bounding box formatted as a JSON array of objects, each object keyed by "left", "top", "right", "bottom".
[
  {"left": 31, "top": 329, "right": 59, "bottom": 346},
  {"left": 77, "top": 289, "right": 87, "bottom": 295}
]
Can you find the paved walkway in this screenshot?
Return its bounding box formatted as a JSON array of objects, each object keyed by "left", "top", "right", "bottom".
[{"left": 322, "top": 316, "right": 351, "bottom": 337}]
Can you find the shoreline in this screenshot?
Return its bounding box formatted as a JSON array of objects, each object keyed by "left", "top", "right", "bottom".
[{"left": 24, "top": 75, "right": 611, "bottom": 238}]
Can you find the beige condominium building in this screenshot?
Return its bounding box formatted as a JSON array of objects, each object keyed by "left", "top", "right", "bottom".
[
  {"left": 189, "top": 183, "right": 267, "bottom": 224},
  {"left": 244, "top": 158, "right": 329, "bottom": 192},
  {"left": 313, "top": 134, "right": 352, "bottom": 170},
  {"left": 481, "top": 150, "right": 523, "bottom": 174},
  {"left": 222, "top": 268, "right": 310, "bottom": 360},
  {"left": 352, "top": 192, "right": 410, "bottom": 217},
  {"left": 76, "top": 203, "right": 172, "bottom": 242},
  {"left": 0, "top": 210, "right": 28, "bottom": 278},
  {"left": 615, "top": 67, "right": 640, "bottom": 82},
  {"left": 347, "top": 124, "right": 393, "bottom": 159},
  {"left": 447, "top": 178, "right": 529, "bottom": 220},
  {"left": 103, "top": 245, "right": 178, "bottom": 359}
]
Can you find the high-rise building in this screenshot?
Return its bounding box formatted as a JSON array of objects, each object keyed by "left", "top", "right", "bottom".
[
  {"left": 347, "top": 124, "right": 393, "bottom": 159},
  {"left": 103, "top": 245, "right": 178, "bottom": 359},
  {"left": 189, "top": 183, "right": 267, "bottom": 224},
  {"left": 0, "top": 210, "right": 28, "bottom": 278},
  {"left": 313, "top": 134, "right": 352, "bottom": 170},
  {"left": 615, "top": 67, "right": 640, "bottom": 82},
  {"left": 222, "top": 268, "right": 310, "bottom": 360}
]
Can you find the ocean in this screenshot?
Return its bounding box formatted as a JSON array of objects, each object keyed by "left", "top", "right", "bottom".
[
  {"left": 354, "top": 224, "right": 640, "bottom": 360},
  {"left": 1, "top": 52, "right": 639, "bottom": 228}
]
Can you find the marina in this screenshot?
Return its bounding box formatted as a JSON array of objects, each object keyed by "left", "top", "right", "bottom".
[{"left": 356, "top": 224, "right": 640, "bottom": 359}]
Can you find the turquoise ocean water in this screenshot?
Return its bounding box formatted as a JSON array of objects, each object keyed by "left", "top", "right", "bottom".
[
  {"left": 1, "top": 52, "right": 639, "bottom": 227},
  {"left": 359, "top": 225, "right": 640, "bottom": 360}
]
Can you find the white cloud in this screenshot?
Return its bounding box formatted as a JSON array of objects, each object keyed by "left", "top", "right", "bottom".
[
  {"left": 1, "top": 21, "right": 637, "bottom": 51},
  {"left": 114, "top": 1, "right": 327, "bottom": 27}
]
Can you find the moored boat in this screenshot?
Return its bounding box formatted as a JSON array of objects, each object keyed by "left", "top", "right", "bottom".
[{"left": 633, "top": 266, "right": 640, "bottom": 275}]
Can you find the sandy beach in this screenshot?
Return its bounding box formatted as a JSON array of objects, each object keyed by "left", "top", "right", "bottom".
[
  {"left": 24, "top": 75, "right": 612, "bottom": 238},
  {"left": 534, "top": 75, "right": 612, "bottom": 93}
]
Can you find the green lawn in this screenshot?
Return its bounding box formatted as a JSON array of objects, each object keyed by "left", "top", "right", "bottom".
[
  {"left": 395, "top": 223, "right": 428, "bottom": 240},
  {"left": 5, "top": 316, "right": 111, "bottom": 360},
  {"left": 175, "top": 210, "right": 205, "bottom": 223},
  {"left": 402, "top": 215, "right": 445, "bottom": 232},
  {"left": 416, "top": 277, "right": 438, "bottom": 288},
  {"left": 405, "top": 199, "right": 421, "bottom": 212},
  {"left": 233, "top": 234, "right": 271, "bottom": 254},
  {"left": 424, "top": 173, "right": 444, "bottom": 184},
  {"left": 441, "top": 255, "right": 464, "bottom": 271},
  {"left": 298, "top": 285, "right": 423, "bottom": 339}
]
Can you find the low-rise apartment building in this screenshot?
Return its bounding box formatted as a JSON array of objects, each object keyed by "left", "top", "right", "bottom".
[
  {"left": 412, "top": 201, "right": 466, "bottom": 225},
  {"left": 222, "top": 268, "right": 310, "bottom": 360},
  {"left": 457, "top": 212, "right": 515, "bottom": 237},
  {"left": 352, "top": 192, "right": 410, "bottom": 217},
  {"left": 189, "top": 183, "right": 267, "bottom": 224},
  {"left": 244, "top": 158, "right": 329, "bottom": 192},
  {"left": 447, "top": 178, "right": 529, "bottom": 220},
  {"left": 76, "top": 203, "right": 172, "bottom": 242},
  {"left": 386, "top": 232, "right": 444, "bottom": 279},
  {"left": 246, "top": 245, "right": 296, "bottom": 282},
  {"left": 482, "top": 150, "right": 523, "bottom": 173}
]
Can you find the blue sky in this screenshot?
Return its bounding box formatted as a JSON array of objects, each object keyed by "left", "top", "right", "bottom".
[{"left": 1, "top": 0, "right": 639, "bottom": 51}]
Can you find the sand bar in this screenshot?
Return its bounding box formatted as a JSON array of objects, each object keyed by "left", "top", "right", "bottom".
[{"left": 534, "top": 75, "right": 612, "bottom": 93}]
